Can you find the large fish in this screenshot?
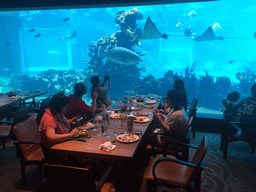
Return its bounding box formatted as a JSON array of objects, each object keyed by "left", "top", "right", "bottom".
[{"left": 98, "top": 45, "right": 142, "bottom": 65}]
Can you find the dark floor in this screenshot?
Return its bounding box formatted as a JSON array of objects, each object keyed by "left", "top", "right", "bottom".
[{"left": 1, "top": 132, "right": 256, "bottom": 192}]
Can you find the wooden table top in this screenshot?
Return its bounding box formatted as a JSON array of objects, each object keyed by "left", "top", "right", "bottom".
[{"left": 50, "top": 104, "right": 158, "bottom": 162}]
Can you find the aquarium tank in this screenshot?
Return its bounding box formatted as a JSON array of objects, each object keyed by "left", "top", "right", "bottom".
[{"left": 1, "top": 0, "right": 256, "bottom": 115}]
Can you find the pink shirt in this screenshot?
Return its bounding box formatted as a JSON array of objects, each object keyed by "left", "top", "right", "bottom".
[{"left": 39, "top": 108, "right": 71, "bottom": 147}]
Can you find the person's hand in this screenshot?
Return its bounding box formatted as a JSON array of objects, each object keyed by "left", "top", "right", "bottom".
[
  {"left": 70, "top": 128, "right": 79, "bottom": 137},
  {"left": 70, "top": 117, "right": 78, "bottom": 124},
  {"left": 153, "top": 111, "right": 161, "bottom": 120},
  {"left": 105, "top": 74, "right": 110, "bottom": 81},
  {"left": 153, "top": 107, "right": 160, "bottom": 113},
  {"left": 92, "top": 92, "right": 98, "bottom": 100}
]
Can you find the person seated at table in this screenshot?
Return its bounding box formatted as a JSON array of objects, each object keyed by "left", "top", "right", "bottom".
[
  {"left": 227, "top": 91, "right": 240, "bottom": 103},
  {"left": 66, "top": 82, "right": 98, "bottom": 121},
  {"left": 39, "top": 93, "right": 79, "bottom": 149},
  {"left": 157, "top": 97, "right": 170, "bottom": 115},
  {"left": 90, "top": 73, "right": 112, "bottom": 107},
  {"left": 222, "top": 84, "right": 256, "bottom": 137},
  {"left": 95, "top": 95, "right": 106, "bottom": 114},
  {"left": 173, "top": 78, "right": 188, "bottom": 111},
  {"left": 148, "top": 89, "right": 189, "bottom": 149}
]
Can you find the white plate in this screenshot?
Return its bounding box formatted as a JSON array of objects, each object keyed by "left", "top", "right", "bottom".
[
  {"left": 117, "top": 134, "right": 139, "bottom": 143},
  {"left": 110, "top": 114, "right": 122, "bottom": 119},
  {"left": 146, "top": 100, "right": 157, "bottom": 104},
  {"left": 134, "top": 116, "right": 150, "bottom": 123}
]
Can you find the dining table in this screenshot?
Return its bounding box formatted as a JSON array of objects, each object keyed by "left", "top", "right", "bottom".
[
  {"left": 49, "top": 97, "right": 160, "bottom": 164},
  {"left": 0, "top": 90, "right": 48, "bottom": 111}
]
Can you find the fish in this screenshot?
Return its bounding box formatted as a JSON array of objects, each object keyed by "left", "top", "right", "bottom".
[
  {"left": 6, "top": 42, "right": 9, "bottom": 46},
  {"left": 212, "top": 23, "right": 221, "bottom": 31},
  {"left": 63, "top": 18, "right": 69, "bottom": 21},
  {"left": 60, "top": 30, "right": 76, "bottom": 43},
  {"left": 254, "top": 32, "right": 256, "bottom": 38},
  {"left": 34, "top": 34, "right": 41, "bottom": 38},
  {"left": 188, "top": 10, "right": 197, "bottom": 18},
  {"left": 176, "top": 22, "right": 184, "bottom": 30},
  {"left": 194, "top": 27, "right": 224, "bottom": 41},
  {"left": 98, "top": 45, "right": 143, "bottom": 65},
  {"left": 184, "top": 26, "right": 196, "bottom": 38},
  {"left": 228, "top": 60, "right": 234, "bottom": 64},
  {"left": 29, "top": 28, "right": 35, "bottom": 32}
]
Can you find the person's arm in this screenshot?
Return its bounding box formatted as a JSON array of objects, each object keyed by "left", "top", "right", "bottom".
[
  {"left": 45, "top": 128, "right": 79, "bottom": 144},
  {"left": 100, "top": 74, "right": 109, "bottom": 87},
  {"left": 67, "top": 117, "right": 78, "bottom": 125},
  {"left": 91, "top": 92, "right": 98, "bottom": 116},
  {"left": 153, "top": 112, "right": 169, "bottom": 130}
]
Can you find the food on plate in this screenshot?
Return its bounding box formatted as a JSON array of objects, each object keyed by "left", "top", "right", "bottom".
[{"left": 117, "top": 134, "right": 138, "bottom": 142}]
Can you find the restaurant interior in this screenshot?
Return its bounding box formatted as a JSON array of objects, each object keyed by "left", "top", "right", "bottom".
[{"left": 0, "top": 0, "right": 256, "bottom": 192}]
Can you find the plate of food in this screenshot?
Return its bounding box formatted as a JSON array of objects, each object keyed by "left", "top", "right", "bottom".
[
  {"left": 117, "top": 134, "right": 139, "bottom": 143},
  {"left": 146, "top": 100, "right": 157, "bottom": 104},
  {"left": 110, "top": 114, "right": 122, "bottom": 119},
  {"left": 134, "top": 116, "right": 150, "bottom": 123}
]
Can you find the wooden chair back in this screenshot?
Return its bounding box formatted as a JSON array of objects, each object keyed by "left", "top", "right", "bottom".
[
  {"left": 191, "top": 136, "right": 208, "bottom": 165},
  {"left": 188, "top": 97, "right": 198, "bottom": 117},
  {"left": 13, "top": 119, "right": 41, "bottom": 161},
  {"left": 182, "top": 116, "right": 193, "bottom": 139},
  {"left": 36, "top": 96, "right": 51, "bottom": 125}
]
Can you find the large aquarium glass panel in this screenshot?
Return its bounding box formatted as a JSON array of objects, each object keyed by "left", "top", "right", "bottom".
[{"left": 1, "top": 0, "right": 256, "bottom": 115}]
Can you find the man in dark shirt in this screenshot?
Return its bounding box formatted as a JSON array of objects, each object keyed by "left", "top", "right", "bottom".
[
  {"left": 222, "top": 84, "right": 256, "bottom": 136},
  {"left": 66, "top": 83, "right": 98, "bottom": 121}
]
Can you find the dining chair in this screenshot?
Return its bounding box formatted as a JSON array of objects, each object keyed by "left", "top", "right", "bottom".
[
  {"left": 0, "top": 106, "right": 30, "bottom": 148},
  {"left": 143, "top": 136, "right": 208, "bottom": 192},
  {"left": 13, "top": 118, "right": 45, "bottom": 186},
  {"left": 221, "top": 108, "right": 255, "bottom": 159},
  {"left": 148, "top": 116, "right": 193, "bottom": 161},
  {"left": 36, "top": 95, "right": 52, "bottom": 125},
  {"left": 41, "top": 164, "right": 115, "bottom": 192},
  {"left": 187, "top": 97, "right": 198, "bottom": 138}
]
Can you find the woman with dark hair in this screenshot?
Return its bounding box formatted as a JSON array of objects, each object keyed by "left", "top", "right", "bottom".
[
  {"left": 148, "top": 89, "right": 189, "bottom": 148},
  {"left": 173, "top": 78, "right": 188, "bottom": 111},
  {"left": 39, "top": 93, "right": 79, "bottom": 148},
  {"left": 91, "top": 73, "right": 112, "bottom": 106},
  {"left": 66, "top": 82, "right": 98, "bottom": 121}
]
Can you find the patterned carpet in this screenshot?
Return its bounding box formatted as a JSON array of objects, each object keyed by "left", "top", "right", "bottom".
[
  {"left": 0, "top": 132, "right": 256, "bottom": 192},
  {"left": 140, "top": 132, "right": 256, "bottom": 192}
]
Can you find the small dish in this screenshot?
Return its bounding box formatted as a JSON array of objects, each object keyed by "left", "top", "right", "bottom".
[
  {"left": 134, "top": 116, "right": 150, "bottom": 123},
  {"left": 117, "top": 134, "right": 139, "bottom": 143}
]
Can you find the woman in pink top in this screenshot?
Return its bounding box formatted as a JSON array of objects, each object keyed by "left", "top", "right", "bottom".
[{"left": 39, "top": 93, "right": 79, "bottom": 149}]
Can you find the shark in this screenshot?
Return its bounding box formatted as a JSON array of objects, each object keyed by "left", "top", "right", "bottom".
[
  {"left": 60, "top": 30, "right": 76, "bottom": 43},
  {"left": 194, "top": 27, "right": 223, "bottom": 41}
]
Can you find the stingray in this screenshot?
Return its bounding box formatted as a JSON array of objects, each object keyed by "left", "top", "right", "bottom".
[
  {"left": 135, "top": 17, "right": 168, "bottom": 40},
  {"left": 194, "top": 27, "right": 223, "bottom": 41},
  {"left": 136, "top": 17, "right": 256, "bottom": 41}
]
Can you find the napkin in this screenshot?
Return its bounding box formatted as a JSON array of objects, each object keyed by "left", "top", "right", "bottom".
[
  {"left": 85, "top": 122, "right": 94, "bottom": 129},
  {"left": 99, "top": 142, "right": 116, "bottom": 152}
]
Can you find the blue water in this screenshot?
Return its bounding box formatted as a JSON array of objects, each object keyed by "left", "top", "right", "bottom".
[{"left": 1, "top": 0, "right": 256, "bottom": 112}]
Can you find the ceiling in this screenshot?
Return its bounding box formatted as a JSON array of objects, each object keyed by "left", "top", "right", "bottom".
[{"left": 0, "top": 0, "right": 217, "bottom": 11}]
